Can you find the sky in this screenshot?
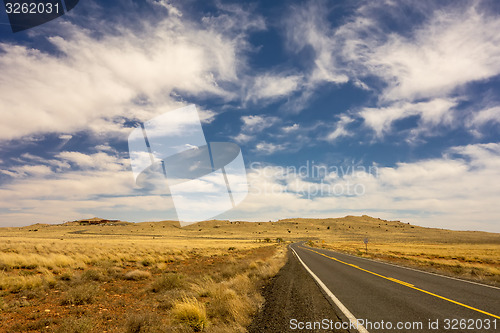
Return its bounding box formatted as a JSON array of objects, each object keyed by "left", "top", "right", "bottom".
[{"left": 1, "top": 0, "right": 500, "bottom": 232}]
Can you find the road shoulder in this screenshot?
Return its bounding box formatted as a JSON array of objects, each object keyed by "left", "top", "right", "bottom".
[{"left": 247, "top": 248, "right": 348, "bottom": 333}]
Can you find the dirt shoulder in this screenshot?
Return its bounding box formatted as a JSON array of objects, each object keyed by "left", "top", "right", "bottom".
[{"left": 248, "top": 247, "right": 348, "bottom": 333}]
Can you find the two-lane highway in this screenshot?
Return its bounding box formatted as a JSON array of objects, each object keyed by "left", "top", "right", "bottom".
[{"left": 290, "top": 242, "right": 499, "bottom": 332}]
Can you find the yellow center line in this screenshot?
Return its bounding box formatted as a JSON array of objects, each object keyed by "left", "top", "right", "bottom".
[{"left": 298, "top": 246, "right": 500, "bottom": 319}]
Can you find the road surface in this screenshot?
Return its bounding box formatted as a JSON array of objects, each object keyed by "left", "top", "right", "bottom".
[{"left": 290, "top": 242, "right": 499, "bottom": 332}]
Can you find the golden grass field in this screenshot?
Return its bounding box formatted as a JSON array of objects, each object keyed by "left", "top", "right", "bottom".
[{"left": 0, "top": 216, "right": 499, "bottom": 332}]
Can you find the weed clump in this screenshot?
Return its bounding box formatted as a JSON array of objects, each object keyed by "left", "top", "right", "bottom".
[
  {"left": 124, "top": 270, "right": 151, "bottom": 281},
  {"left": 172, "top": 298, "right": 208, "bottom": 332},
  {"left": 81, "top": 269, "right": 105, "bottom": 282},
  {"left": 61, "top": 283, "right": 101, "bottom": 305},
  {"left": 150, "top": 273, "right": 185, "bottom": 293},
  {"left": 125, "top": 313, "right": 163, "bottom": 333}
]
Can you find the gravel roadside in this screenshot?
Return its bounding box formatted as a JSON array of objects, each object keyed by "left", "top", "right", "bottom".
[{"left": 248, "top": 247, "right": 349, "bottom": 333}]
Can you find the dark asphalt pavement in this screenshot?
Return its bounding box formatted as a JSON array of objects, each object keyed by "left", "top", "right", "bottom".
[{"left": 290, "top": 242, "right": 499, "bottom": 332}]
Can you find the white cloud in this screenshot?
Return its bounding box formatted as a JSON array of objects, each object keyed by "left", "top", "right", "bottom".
[
  {"left": 233, "top": 133, "right": 253, "bottom": 144},
  {"left": 56, "top": 151, "right": 124, "bottom": 171},
  {"left": 241, "top": 115, "right": 279, "bottom": 132},
  {"left": 59, "top": 134, "right": 72, "bottom": 140},
  {"left": 0, "top": 4, "right": 263, "bottom": 141},
  {"left": 0, "top": 165, "right": 53, "bottom": 178},
  {"left": 469, "top": 106, "right": 500, "bottom": 127},
  {"left": 367, "top": 6, "right": 500, "bottom": 102},
  {"left": 285, "top": 2, "right": 349, "bottom": 85},
  {"left": 0, "top": 149, "right": 179, "bottom": 226},
  {"left": 222, "top": 142, "right": 500, "bottom": 232},
  {"left": 2, "top": 142, "right": 500, "bottom": 232},
  {"left": 360, "top": 98, "right": 457, "bottom": 138},
  {"left": 284, "top": 1, "right": 500, "bottom": 138},
  {"left": 234, "top": 115, "right": 280, "bottom": 143},
  {"left": 152, "top": 0, "right": 182, "bottom": 17},
  {"left": 282, "top": 123, "right": 299, "bottom": 133},
  {"left": 247, "top": 74, "right": 302, "bottom": 101},
  {"left": 325, "top": 115, "right": 354, "bottom": 141},
  {"left": 254, "top": 142, "right": 287, "bottom": 155}
]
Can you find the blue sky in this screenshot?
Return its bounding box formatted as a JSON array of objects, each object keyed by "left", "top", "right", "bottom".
[{"left": 1, "top": 0, "right": 500, "bottom": 232}]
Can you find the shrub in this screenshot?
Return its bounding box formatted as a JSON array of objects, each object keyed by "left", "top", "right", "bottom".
[
  {"left": 156, "top": 289, "right": 185, "bottom": 311},
  {"left": 124, "top": 270, "right": 151, "bottom": 281},
  {"left": 61, "top": 284, "right": 100, "bottom": 305},
  {"left": 149, "top": 273, "right": 184, "bottom": 293},
  {"left": 125, "top": 313, "right": 163, "bottom": 333},
  {"left": 172, "top": 298, "right": 208, "bottom": 332},
  {"left": 206, "top": 286, "right": 239, "bottom": 323},
  {"left": 81, "top": 269, "right": 104, "bottom": 282},
  {"left": 141, "top": 258, "right": 153, "bottom": 267}
]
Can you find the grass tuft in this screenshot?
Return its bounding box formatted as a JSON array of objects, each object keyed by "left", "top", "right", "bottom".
[
  {"left": 61, "top": 283, "right": 101, "bottom": 305},
  {"left": 150, "top": 273, "right": 185, "bottom": 293},
  {"left": 172, "top": 297, "right": 208, "bottom": 332},
  {"left": 124, "top": 270, "right": 152, "bottom": 281},
  {"left": 125, "top": 313, "right": 163, "bottom": 333}
]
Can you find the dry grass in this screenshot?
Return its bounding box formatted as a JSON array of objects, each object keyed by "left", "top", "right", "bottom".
[
  {"left": 172, "top": 298, "right": 208, "bottom": 332},
  {"left": 124, "top": 270, "right": 152, "bottom": 281},
  {"left": 60, "top": 283, "right": 101, "bottom": 305},
  {"left": 150, "top": 273, "right": 185, "bottom": 293},
  {"left": 0, "top": 221, "right": 286, "bottom": 332},
  {"left": 55, "top": 317, "right": 93, "bottom": 333},
  {"left": 0, "top": 215, "right": 497, "bottom": 331}
]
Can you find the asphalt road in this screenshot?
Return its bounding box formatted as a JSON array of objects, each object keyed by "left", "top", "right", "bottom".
[{"left": 290, "top": 242, "right": 500, "bottom": 333}]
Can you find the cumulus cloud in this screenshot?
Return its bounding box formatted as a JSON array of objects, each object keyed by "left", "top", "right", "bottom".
[
  {"left": 222, "top": 142, "right": 500, "bottom": 232},
  {"left": 0, "top": 148, "right": 178, "bottom": 226}
]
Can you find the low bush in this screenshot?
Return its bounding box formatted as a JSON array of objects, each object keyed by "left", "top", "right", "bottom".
[
  {"left": 61, "top": 283, "right": 101, "bottom": 305},
  {"left": 124, "top": 270, "right": 151, "bottom": 281},
  {"left": 125, "top": 313, "right": 163, "bottom": 333},
  {"left": 172, "top": 298, "right": 208, "bottom": 332},
  {"left": 149, "top": 273, "right": 185, "bottom": 293}
]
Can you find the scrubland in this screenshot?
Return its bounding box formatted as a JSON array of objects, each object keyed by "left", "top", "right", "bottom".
[
  {"left": 0, "top": 215, "right": 498, "bottom": 332},
  {"left": 0, "top": 221, "right": 285, "bottom": 332}
]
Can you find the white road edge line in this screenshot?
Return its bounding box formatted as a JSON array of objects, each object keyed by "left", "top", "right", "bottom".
[
  {"left": 290, "top": 246, "right": 369, "bottom": 333},
  {"left": 302, "top": 244, "right": 500, "bottom": 291}
]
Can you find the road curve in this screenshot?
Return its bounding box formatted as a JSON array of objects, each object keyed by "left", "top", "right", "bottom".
[{"left": 290, "top": 242, "right": 499, "bottom": 332}]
